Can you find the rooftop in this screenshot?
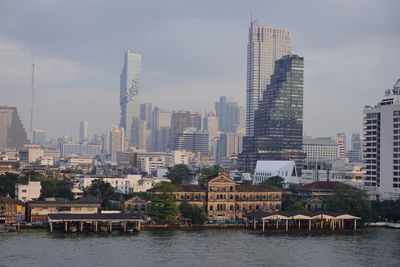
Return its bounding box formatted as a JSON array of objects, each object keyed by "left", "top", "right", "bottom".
[{"left": 300, "top": 181, "right": 341, "bottom": 190}]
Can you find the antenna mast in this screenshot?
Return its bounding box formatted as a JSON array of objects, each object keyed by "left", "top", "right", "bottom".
[{"left": 30, "top": 63, "right": 35, "bottom": 135}]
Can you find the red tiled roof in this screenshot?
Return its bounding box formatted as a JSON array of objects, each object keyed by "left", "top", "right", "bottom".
[
  {"left": 236, "top": 185, "right": 279, "bottom": 192},
  {"left": 300, "top": 181, "right": 340, "bottom": 190},
  {"left": 175, "top": 185, "right": 206, "bottom": 192}
]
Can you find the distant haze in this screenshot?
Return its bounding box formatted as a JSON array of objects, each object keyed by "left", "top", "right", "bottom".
[{"left": 0, "top": 0, "right": 399, "bottom": 140}]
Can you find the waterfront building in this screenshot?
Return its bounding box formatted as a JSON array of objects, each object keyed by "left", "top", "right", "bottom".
[
  {"left": 27, "top": 199, "right": 101, "bottom": 223},
  {"left": 363, "top": 79, "right": 400, "bottom": 200},
  {"left": 246, "top": 21, "right": 291, "bottom": 136},
  {"left": 0, "top": 106, "right": 28, "bottom": 149},
  {"left": 0, "top": 196, "right": 25, "bottom": 224},
  {"left": 253, "top": 160, "right": 299, "bottom": 184},
  {"left": 120, "top": 50, "right": 142, "bottom": 148},
  {"left": 32, "top": 129, "right": 46, "bottom": 145},
  {"left": 215, "top": 96, "right": 241, "bottom": 132},
  {"left": 170, "top": 128, "right": 209, "bottom": 154},
  {"left": 15, "top": 181, "right": 41, "bottom": 202},
  {"left": 303, "top": 138, "right": 339, "bottom": 159},
  {"left": 151, "top": 107, "right": 171, "bottom": 152},
  {"left": 298, "top": 181, "right": 343, "bottom": 197},
  {"left": 124, "top": 196, "right": 149, "bottom": 217},
  {"left": 239, "top": 55, "right": 305, "bottom": 173},
  {"left": 109, "top": 125, "right": 125, "bottom": 162},
  {"left": 151, "top": 173, "right": 281, "bottom": 221},
  {"left": 79, "top": 120, "right": 89, "bottom": 144}
]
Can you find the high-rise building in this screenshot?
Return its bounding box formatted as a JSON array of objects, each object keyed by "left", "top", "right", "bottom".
[
  {"left": 214, "top": 132, "right": 239, "bottom": 164},
  {"left": 120, "top": 50, "right": 141, "bottom": 148},
  {"left": 203, "top": 111, "right": 219, "bottom": 150},
  {"left": 363, "top": 79, "right": 400, "bottom": 200},
  {"left": 138, "top": 120, "right": 150, "bottom": 151},
  {"left": 79, "top": 120, "right": 89, "bottom": 144},
  {"left": 246, "top": 20, "right": 291, "bottom": 136},
  {"left": 333, "top": 133, "right": 346, "bottom": 160},
  {"left": 303, "top": 138, "right": 339, "bottom": 159},
  {"left": 347, "top": 133, "right": 363, "bottom": 163},
  {"left": 170, "top": 111, "right": 202, "bottom": 142},
  {"left": 170, "top": 128, "right": 209, "bottom": 154},
  {"left": 239, "top": 54, "right": 305, "bottom": 173},
  {"left": 215, "top": 96, "right": 241, "bottom": 132},
  {"left": 0, "top": 106, "right": 28, "bottom": 149},
  {"left": 140, "top": 103, "right": 153, "bottom": 130},
  {"left": 109, "top": 125, "right": 125, "bottom": 162},
  {"left": 151, "top": 107, "right": 171, "bottom": 152},
  {"left": 33, "top": 129, "right": 46, "bottom": 145}
]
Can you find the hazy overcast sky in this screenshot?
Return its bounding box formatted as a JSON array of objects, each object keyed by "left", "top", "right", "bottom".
[{"left": 0, "top": 0, "right": 399, "bottom": 141}]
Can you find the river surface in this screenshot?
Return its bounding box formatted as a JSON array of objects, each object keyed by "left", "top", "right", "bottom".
[{"left": 1, "top": 228, "right": 399, "bottom": 267}]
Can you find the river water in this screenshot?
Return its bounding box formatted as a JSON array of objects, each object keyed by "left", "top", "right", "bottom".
[{"left": 1, "top": 228, "right": 399, "bottom": 267}]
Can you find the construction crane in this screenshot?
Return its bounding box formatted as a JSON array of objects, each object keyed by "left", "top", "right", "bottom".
[{"left": 94, "top": 155, "right": 110, "bottom": 176}]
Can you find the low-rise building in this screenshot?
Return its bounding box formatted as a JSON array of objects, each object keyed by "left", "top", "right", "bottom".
[
  {"left": 298, "top": 181, "right": 342, "bottom": 197},
  {"left": 151, "top": 173, "right": 282, "bottom": 221},
  {"left": 15, "top": 181, "right": 41, "bottom": 202},
  {"left": 27, "top": 199, "right": 101, "bottom": 223},
  {"left": 0, "top": 196, "right": 25, "bottom": 224},
  {"left": 124, "top": 196, "right": 149, "bottom": 217},
  {"left": 253, "top": 160, "right": 299, "bottom": 184}
]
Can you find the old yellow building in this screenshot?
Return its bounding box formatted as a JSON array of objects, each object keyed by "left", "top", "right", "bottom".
[
  {"left": 0, "top": 196, "right": 25, "bottom": 224},
  {"left": 171, "top": 173, "right": 281, "bottom": 220}
]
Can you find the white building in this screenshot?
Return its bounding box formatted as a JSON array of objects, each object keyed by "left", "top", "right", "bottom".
[
  {"left": 166, "top": 150, "right": 192, "bottom": 166},
  {"left": 39, "top": 156, "right": 54, "bottom": 166},
  {"left": 303, "top": 138, "right": 338, "bottom": 159},
  {"left": 363, "top": 79, "right": 400, "bottom": 200},
  {"left": 18, "top": 144, "right": 43, "bottom": 164},
  {"left": 15, "top": 181, "right": 41, "bottom": 202},
  {"left": 253, "top": 160, "right": 299, "bottom": 184},
  {"left": 138, "top": 155, "right": 166, "bottom": 174},
  {"left": 78, "top": 174, "right": 142, "bottom": 194}
]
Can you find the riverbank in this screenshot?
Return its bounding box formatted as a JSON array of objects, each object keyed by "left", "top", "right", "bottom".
[{"left": 365, "top": 222, "right": 400, "bottom": 228}]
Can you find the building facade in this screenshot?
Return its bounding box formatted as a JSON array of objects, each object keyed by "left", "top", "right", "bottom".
[
  {"left": 120, "top": 50, "right": 141, "bottom": 148},
  {"left": 303, "top": 138, "right": 339, "bottom": 159},
  {"left": 33, "top": 129, "right": 46, "bottom": 145},
  {"left": 215, "top": 96, "right": 241, "bottom": 132},
  {"left": 0, "top": 106, "right": 28, "bottom": 149},
  {"left": 79, "top": 120, "right": 89, "bottom": 144},
  {"left": 155, "top": 174, "right": 282, "bottom": 221},
  {"left": 239, "top": 55, "right": 305, "bottom": 173},
  {"left": 15, "top": 181, "right": 42, "bottom": 202},
  {"left": 363, "top": 79, "right": 400, "bottom": 200},
  {"left": 170, "top": 129, "right": 209, "bottom": 154},
  {"left": 0, "top": 196, "right": 25, "bottom": 224},
  {"left": 246, "top": 21, "right": 291, "bottom": 136}
]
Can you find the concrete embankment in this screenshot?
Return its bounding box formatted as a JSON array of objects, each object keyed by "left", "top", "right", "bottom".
[{"left": 365, "top": 222, "right": 400, "bottom": 229}]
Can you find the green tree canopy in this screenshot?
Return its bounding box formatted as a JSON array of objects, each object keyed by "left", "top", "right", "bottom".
[
  {"left": 56, "top": 178, "right": 74, "bottom": 200},
  {"left": 260, "top": 176, "right": 284, "bottom": 190},
  {"left": 149, "top": 182, "right": 178, "bottom": 224},
  {"left": 179, "top": 201, "right": 207, "bottom": 224},
  {"left": 197, "top": 165, "right": 222, "bottom": 185},
  {"left": 326, "top": 183, "right": 374, "bottom": 222},
  {"left": 0, "top": 172, "right": 20, "bottom": 197},
  {"left": 85, "top": 179, "right": 115, "bottom": 200},
  {"left": 166, "top": 164, "right": 191, "bottom": 184},
  {"left": 40, "top": 178, "right": 57, "bottom": 199}
]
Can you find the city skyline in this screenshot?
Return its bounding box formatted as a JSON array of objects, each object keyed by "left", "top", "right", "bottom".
[{"left": 0, "top": 0, "right": 399, "bottom": 140}]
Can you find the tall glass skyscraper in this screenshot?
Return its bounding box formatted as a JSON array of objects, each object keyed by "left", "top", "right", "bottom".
[
  {"left": 239, "top": 55, "right": 305, "bottom": 172},
  {"left": 120, "top": 50, "right": 141, "bottom": 148},
  {"left": 246, "top": 20, "right": 291, "bottom": 136}
]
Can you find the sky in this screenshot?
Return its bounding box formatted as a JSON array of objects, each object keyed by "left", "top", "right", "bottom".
[{"left": 0, "top": 0, "right": 399, "bottom": 142}]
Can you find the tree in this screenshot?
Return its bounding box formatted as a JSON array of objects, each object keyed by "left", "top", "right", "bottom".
[
  {"left": 56, "top": 178, "right": 74, "bottom": 200},
  {"left": 0, "top": 172, "right": 20, "bottom": 197},
  {"left": 40, "top": 178, "right": 57, "bottom": 198},
  {"left": 260, "top": 176, "right": 284, "bottom": 190},
  {"left": 86, "top": 179, "right": 115, "bottom": 200},
  {"left": 282, "top": 193, "right": 306, "bottom": 212},
  {"left": 166, "top": 164, "right": 191, "bottom": 184},
  {"left": 197, "top": 165, "right": 222, "bottom": 185},
  {"left": 326, "top": 183, "right": 373, "bottom": 222},
  {"left": 149, "top": 182, "right": 178, "bottom": 224},
  {"left": 179, "top": 201, "right": 207, "bottom": 224}
]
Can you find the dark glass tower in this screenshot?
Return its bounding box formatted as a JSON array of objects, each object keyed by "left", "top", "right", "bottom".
[{"left": 239, "top": 54, "right": 305, "bottom": 172}]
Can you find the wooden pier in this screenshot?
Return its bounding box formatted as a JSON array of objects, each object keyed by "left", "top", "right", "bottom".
[
  {"left": 47, "top": 214, "right": 142, "bottom": 233},
  {"left": 244, "top": 211, "right": 361, "bottom": 232}
]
